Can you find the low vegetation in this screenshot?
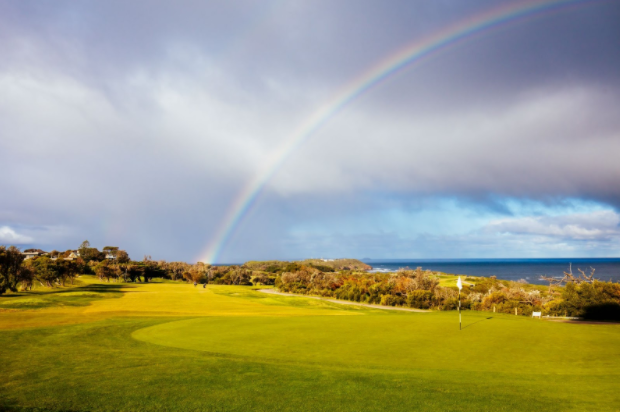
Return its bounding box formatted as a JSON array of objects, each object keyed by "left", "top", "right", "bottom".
[{"left": 275, "top": 265, "right": 620, "bottom": 321}]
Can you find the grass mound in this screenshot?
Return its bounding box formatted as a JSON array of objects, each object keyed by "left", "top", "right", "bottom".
[{"left": 132, "top": 312, "right": 617, "bottom": 375}]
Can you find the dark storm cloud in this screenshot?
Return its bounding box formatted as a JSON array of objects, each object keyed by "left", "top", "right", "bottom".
[
  {"left": 274, "top": 82, "right": 620, "bottom": 207},
  {"left": 4, "top": 1, "right": 617, "bottom": 93}
]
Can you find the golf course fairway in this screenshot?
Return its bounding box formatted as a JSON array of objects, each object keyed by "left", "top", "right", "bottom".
[{"left": 1, "top": 277, "right": 619, "bottom": 411}]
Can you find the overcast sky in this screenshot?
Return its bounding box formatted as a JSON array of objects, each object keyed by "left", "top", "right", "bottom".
[{"left": 1, "top": 0, "right": 619, "bottom": 263}]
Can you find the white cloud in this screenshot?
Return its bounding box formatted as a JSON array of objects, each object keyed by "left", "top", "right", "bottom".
[
  {"left": 484, "top": 210, "right": 620, "bottom": 241},
  {"left": 0, "top": 226, "right": 33, "bottom": 244}
]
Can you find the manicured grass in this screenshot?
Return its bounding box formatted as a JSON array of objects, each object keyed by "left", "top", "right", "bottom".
[
  {"left": 0, "top": 284, "right": 123, "bottom": 309},
  {"left": 1, "top": 277, "right": 619, "bottom": 411}
]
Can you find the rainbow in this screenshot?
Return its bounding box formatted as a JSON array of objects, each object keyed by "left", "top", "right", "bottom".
[{"left": 201, "top": 0, "right": 595, "bottom": 263}]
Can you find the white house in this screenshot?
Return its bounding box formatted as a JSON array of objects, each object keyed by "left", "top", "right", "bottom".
[
  {"left": 65, "top": 250, "right": 80, "bottom": 260},
  {"left": 22, "top": 249, "right": 46, "bottom": 259}
]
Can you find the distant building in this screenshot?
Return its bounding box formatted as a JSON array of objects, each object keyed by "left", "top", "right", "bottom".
[
  {"left": 22, "top": 249, "right": 47, "bottom": 259},
  {"left": 103, "top": 246, "right": 119, "bottom": 260},
  {"left": 65, "top": 250, "right": 80, "bottom": 260}
]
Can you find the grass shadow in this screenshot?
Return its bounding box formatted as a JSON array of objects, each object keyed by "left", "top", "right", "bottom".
[
  {"left": 0, "top": 282, "right": 133, "bottom": 309},
  {"left": 462, "top": 316, "right": 493, "bottom": 329}
]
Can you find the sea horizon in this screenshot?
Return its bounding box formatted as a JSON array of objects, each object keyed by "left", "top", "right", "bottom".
[{"left": 363, "top": 257, "right": 620, "bottom": 285}]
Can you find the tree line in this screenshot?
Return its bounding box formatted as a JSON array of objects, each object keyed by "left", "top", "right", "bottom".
[
  {"left": 3, "top": 247, "right": 619, "bottom": 320},
  {"left": 0, "top": 242, "right": 275, "bottom": 294},
  {"left": 0, "top": 241, "right": 135, "bottom": 293},
  {"left": 1, "top": 246, "right": 85, "bottom": 292}
]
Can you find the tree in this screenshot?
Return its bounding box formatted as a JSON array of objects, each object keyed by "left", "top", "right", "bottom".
[
  {"left": 78, "top": 240, "right": 105, "bottom": 263},
  {"left": 190, "top": 268, "right": 206, "bottom": 284},
  {"left": 18, "top": 265, "right": 35, "bottom": 291},
  {"left": 116, "top": 250, "right": 130, "bottom": 264},
  {"left": 542, "top": 265, "right": 597, "bottom": 288},
  {"left": 109, "top": 263, "right": 122, "bottom": 282},
  {"left": 141, "top": 255, "right": 166, "bottom": 282},
  {"left": 78, "top": 240, "right": 90, "bottom": 260},
  {"left": 167, "top": 262, "right": 190, "bottom": 281},
  {"left": 85, "top": 248, "right": 106, "bottom": 262},
  {"left": 56, "top": 259, "right": 80, "bottom": 286},
  {"left": 126, "top": 264, "right": 144, "bottom": 283},
  {"left": 0, "top": 246, "right": 26, "bottom": 295},
  {"left": 28, "top": 256, "right": 60, "bottom": 287},
  {"left": 95, "top": 260, "right": 114, "bottom": 282}
]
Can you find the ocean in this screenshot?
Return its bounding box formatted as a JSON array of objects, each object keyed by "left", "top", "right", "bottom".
[{"left": 364, "top": 258, "right": 620, "bottom": 285}]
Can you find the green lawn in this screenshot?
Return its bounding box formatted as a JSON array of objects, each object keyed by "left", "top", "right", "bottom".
[{"left": 1, "top": 277, "right": 619, "bottom": 411}]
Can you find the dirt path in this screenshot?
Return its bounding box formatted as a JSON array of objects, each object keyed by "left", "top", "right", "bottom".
[{"left": 257, "top": 289, "right": 430, "bottom": 312}]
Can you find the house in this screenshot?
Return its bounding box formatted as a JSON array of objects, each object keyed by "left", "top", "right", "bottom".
[
  {"left": 103, "top": 247, "right": 119, "bottom": 260},
  {"left": 22, "top": 249, "right": 47, "bottom": 259},
  {"left": 65, "top": 250, "right": 80, "bottom": 260}
]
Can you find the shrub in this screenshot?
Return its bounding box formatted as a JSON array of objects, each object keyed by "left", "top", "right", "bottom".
[
  {"left": 583, "top": 303, "right": 620, "bottom": 321},
  {"left": 441, "top": 298, "right": 459, "bottom": 311},
  {"left": 406, "top": 290, "right": 434, "bottom": 309},
  {"left": 380, "top": 294, "right": 404, "bottom": 306}
]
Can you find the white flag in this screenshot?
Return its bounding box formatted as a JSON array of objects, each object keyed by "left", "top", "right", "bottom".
[{"left": 457, "top": 276, "right": 463, "bottom": 290}]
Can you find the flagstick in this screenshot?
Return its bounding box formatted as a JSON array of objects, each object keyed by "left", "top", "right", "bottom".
[
  {"left": 458, "top": 288, "right": 461, "bottom": 331},
  {"left": 457, "top": 276, "right": 463, "bottom": 330}
]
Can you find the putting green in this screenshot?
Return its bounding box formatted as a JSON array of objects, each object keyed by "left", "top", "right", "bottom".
[{"left": 133, "top": 311, "right": 620, "bottom": 374}]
